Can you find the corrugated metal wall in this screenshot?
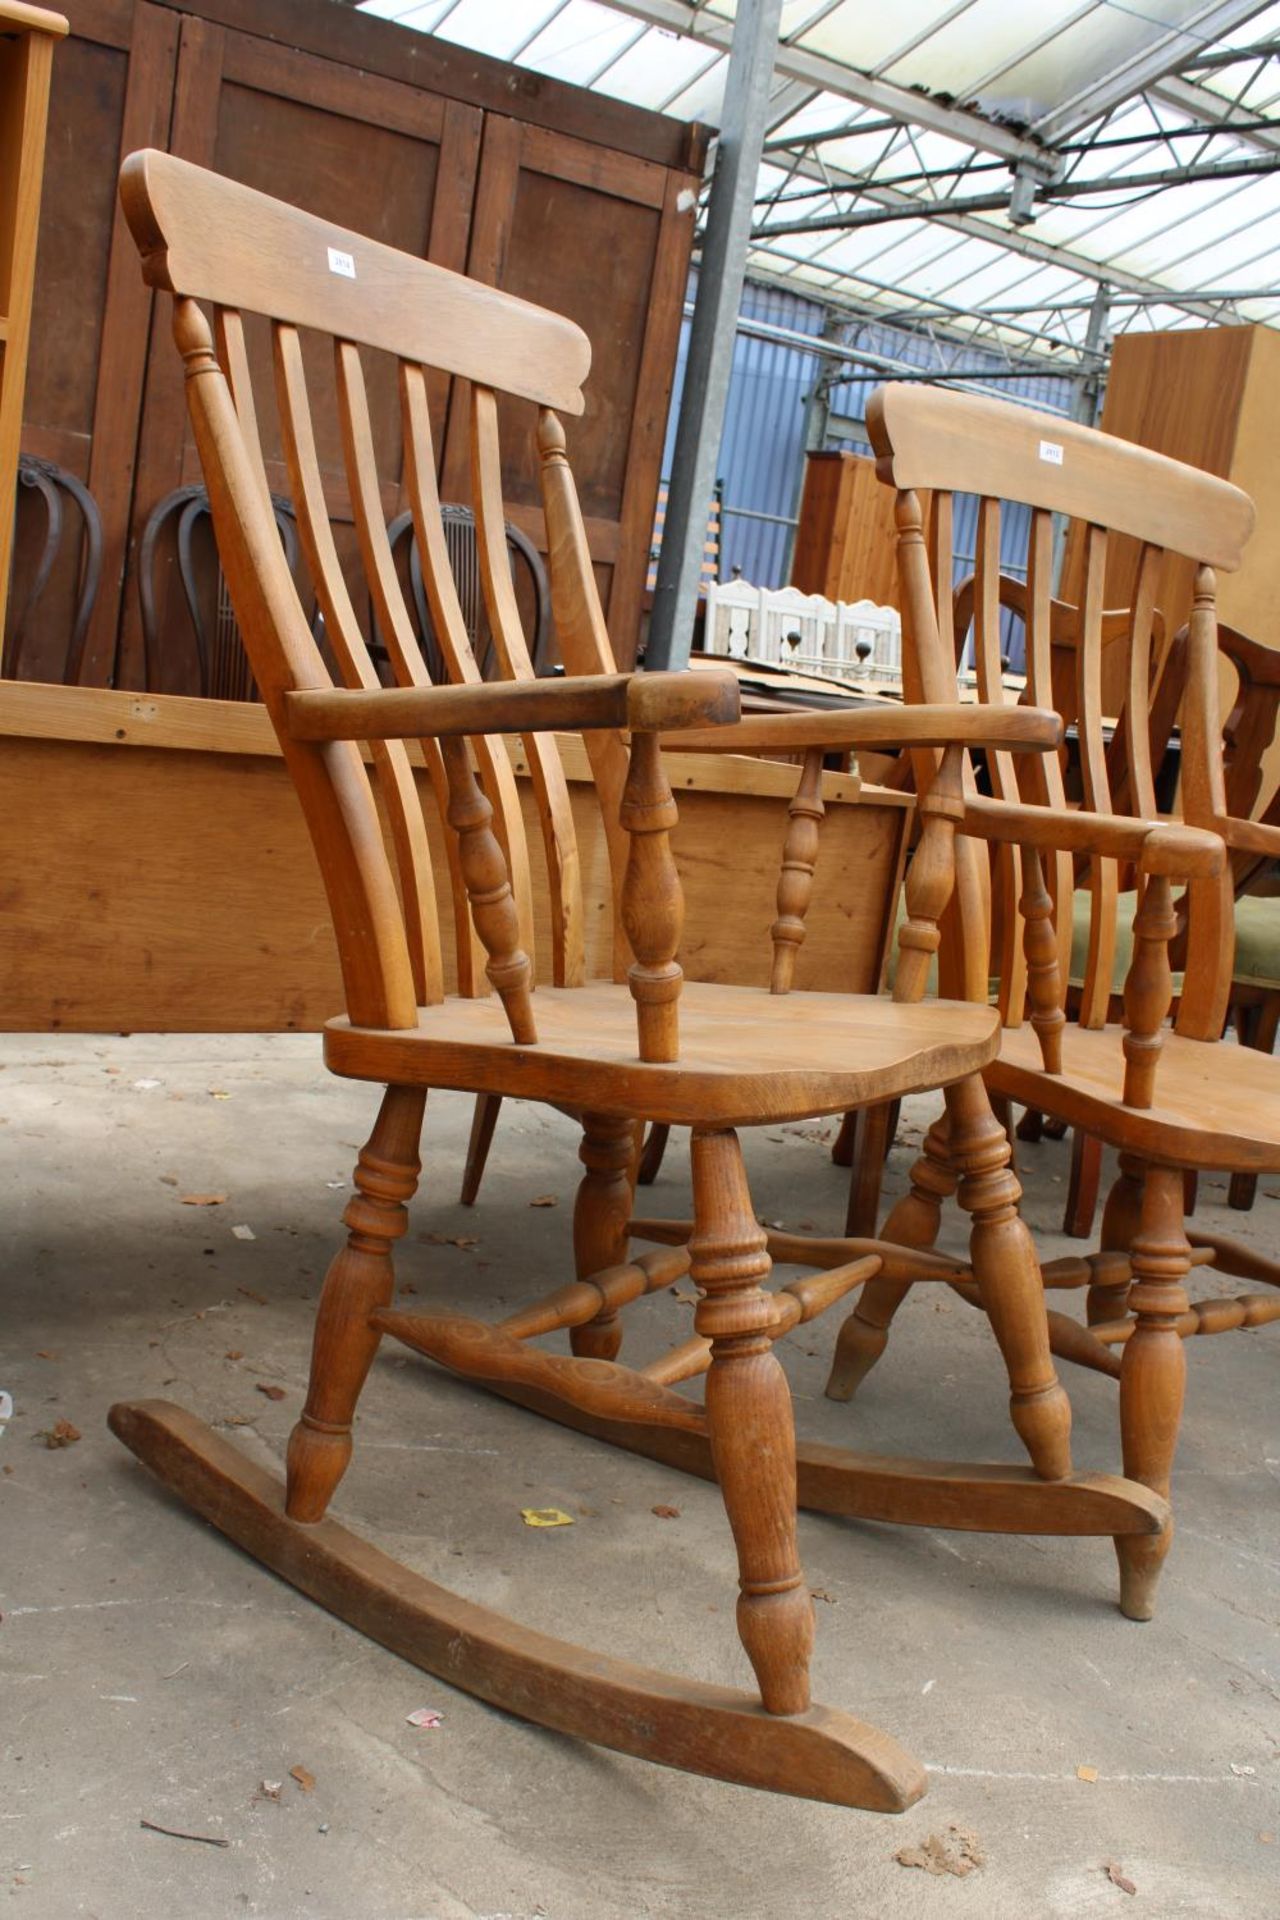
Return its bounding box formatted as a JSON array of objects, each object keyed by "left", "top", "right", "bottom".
[{"left": 660, "top": 275, "right": 1078, "bottom": 667}]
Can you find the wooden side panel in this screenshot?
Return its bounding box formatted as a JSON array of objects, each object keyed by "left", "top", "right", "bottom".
[
  {"left": 0, "top": 717, "right": 906, "bottom": 1030},
  {"left": 1061, "top": 326, "right": 1252, "bottom": 712},
  {"left": 117, "top": 21, "right": 482, "bottom": 692},
  {"left": 448, "top": 118, "right": 697, "bottom": 668},
  {"left": 790, "top": 451, "right": 906, "bottom": 608}
]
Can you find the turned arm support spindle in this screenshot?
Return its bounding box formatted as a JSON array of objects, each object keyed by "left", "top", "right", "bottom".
[
  {"left": 770, "top": 746, "right": 826, "bottom": 994},
  {"left": 893, "top": 742, "right": 965, "bottom": 1005},
  {"left": 1121, "top": 873, "right": 1176, "bottom": 1108},
  {"left": 621, "top": 730, "right": 685, "bottom": 1062},
  {"left": 440, "top": 735, "right": 536, "bottom": 1043},
  {"left": 1020, "top": 843, "right": 1065, "bottom": 1071}
]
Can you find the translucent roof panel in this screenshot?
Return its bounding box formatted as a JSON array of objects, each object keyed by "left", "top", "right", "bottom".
[{"left": 358, "top": 0, "right": 1280, "bottom": 365}]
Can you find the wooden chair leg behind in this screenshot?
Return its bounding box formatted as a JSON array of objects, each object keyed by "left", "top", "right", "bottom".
[
  {"left": 825, "top": 1113, "right": 956, "bottom": 1400},
  {"left": 637, "top": 1121, "right": 671, "bottom": 1186},
  {"left": 1114, "top": 1163, "right": 1191, "bottom": 1622},
  {"left": 1090, "top": 1151, "right": 1144, "bottom": 1324},
  {"left": 843, "top": 1101, "right": 897, "bottom": 1236},
  {"left": 945, "top": 1075, "right": 1072, "bottom": 1481},
  {"left": 286, "top": 1085, "right": 427, "bottom": 1523},
  {"left": 571, "top": 1111, "right": 638, "bottom": 1360},
  {"left": 459, "top": 1091, "right": 502, "bottom": 1206},
  {"left": 691, "top": 1127, "right": 812, "bottom": 1716},
  {"left": 1064, "top": 1127, "right": 1104, "bottom": 1239}
]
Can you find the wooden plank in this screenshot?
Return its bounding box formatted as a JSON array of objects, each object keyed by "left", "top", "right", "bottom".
[{"left": 0, "top": 688, "right": 902, "bottom": 1031}]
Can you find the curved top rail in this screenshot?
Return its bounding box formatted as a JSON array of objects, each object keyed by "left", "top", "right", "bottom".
[
  {"left": 118, "top": 148, "right": 591, "bottom": 416},
  {"left": 868, "top": 382, "right": 1254, "bottom": 572}
]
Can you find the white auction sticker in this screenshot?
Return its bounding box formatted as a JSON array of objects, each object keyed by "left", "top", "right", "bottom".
[
  {"left": 1038, "top": 439, "right": 1064, "bottom": 466},
  {"left": 327, "top": 247, "right": 356, "bottom": 280}
]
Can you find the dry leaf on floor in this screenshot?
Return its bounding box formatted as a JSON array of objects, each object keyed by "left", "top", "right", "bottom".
[
  {"left": 35, "top": 1350, "right": 59, "bottom": 1361},
  {"left": 225, "top": 1350, "right": 244, "bottom": 1361},
  {"left": 406, "top": 1707, "right": 444, "bottom": 1729},
  {"left": 237, "top": 1287, "right": 267, "bottom": 1304},
  {"left": 1076, "top": 1764, "right": 1099, "bottom": 1783},
  {"left": 528, "top": 1195, "right": 559, "bottom": 1208},
  {"left": 231, "top": 1225, "right": 256, "bottom": 1242},
  {"left": 520, "top": 1507, "right": 574, "bottom": 1528},
  {"left": 256, "top": 1384, "right": 287, "bottom": 1401},
  {"left": 258, "top": 1780, "right": 283, "bottom": 1801},
  {"left": 809, "top": 1587, "right": 836, "bottom": 1604},
  {"left": 180, "top": 1193, "right": 227, "bottom": 1207},
  {"left": 289, "top": 1765, "right": 316, "bottom": 1793},
  {"left": 420, "top": 1232, "right": 480, "bottom": 1250},
  {"left": 1105, "top": 1861, "right": 1137, "bottom": 1896},
  {"left": 894, "top": 1825, "right": 985, "bottom": 1878},
  {"left": 38, "top": 1418, "right": 81, "bottom": 1449},
  {"left": 651, "top": 1504, "right": 681, "bottom": 1519}
]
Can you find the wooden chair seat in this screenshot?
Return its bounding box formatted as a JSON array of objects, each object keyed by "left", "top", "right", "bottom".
[
  {"left": 992, "top": 1023, "right": 1280, "bottom": 1174},
  {"left": 325, "top": 981, "right": 1001, "bottom": 1128}
]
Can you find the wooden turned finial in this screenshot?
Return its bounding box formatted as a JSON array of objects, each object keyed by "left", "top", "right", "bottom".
[
  {"left": 1122, "top": 874, "right": 1176, "bottom": 1108},
  {"left": 440, "top": 737, "right": 536, "bottom": 1043},
  {"left": 173, "top": 295, "right": 219, "bottom": 377},
  {"left": 1020, "top": 845, "right": 1065, "bottom": 1072},
  {"left": 620, "top": 730, "right": 684, "bottom": 1062},
  {"left": 770, "top": 747, "right": 825, "bottom": 994},
  {"left": 537, "top": 408, "right": 568, "bottom": 466}
]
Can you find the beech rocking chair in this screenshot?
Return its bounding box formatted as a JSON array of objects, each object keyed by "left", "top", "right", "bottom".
[{"left": 109, "top": 152, "right": 1164, "bottom": 1810}]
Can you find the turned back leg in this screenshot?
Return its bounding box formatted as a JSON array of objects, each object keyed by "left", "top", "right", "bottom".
[
  {"left": 570, "top": 1111, "right": 637, "bottom": 1360},
  {"left": 825, "top": 1111, "right": 955, "bottom": 1401},
  {"left": 286, "top": 1085, "right": 427, "bottom": 1523},
  {"left": 691, "top": 1127, "right": 813, "bottom": 1717}
]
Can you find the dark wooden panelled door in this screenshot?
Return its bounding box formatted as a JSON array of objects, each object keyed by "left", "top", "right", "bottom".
[
  {"left": 445, "top": 116, "right": 697, "bottom": 669},
  {"left": 115, "top": 16, "right": 480, "bottom": 691}
]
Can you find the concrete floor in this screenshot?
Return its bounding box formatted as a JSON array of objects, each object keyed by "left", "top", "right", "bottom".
[{"left": 1, "top": 1032, "right": 1277, "bottom": 1919}]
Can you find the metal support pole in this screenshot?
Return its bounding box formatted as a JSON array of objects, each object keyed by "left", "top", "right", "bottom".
[{"left": 645, "top": 0, "right": 783, "bottom": 671}]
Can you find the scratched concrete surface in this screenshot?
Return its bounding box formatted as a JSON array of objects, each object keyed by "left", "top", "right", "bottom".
[{"left": 1, "top": 1032, "right": 1277, "bottom": 1919}]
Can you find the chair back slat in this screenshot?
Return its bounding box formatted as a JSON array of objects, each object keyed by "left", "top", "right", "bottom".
[
  {"left": 1021, "top": 509, "right": 1073, "bottom": 987},
  {"left": 1119, "top": 542, "right": 1163, "bottom": 823},
  {"left": 272, "top": 322, "right": 444, "bottom": 1007},
  {"left": 471, "top": 384, "right": 586, "bottom": 987},
  {"left": 973, "top": 496, "right": 1027, "bottom": 1023},
  {"left": 1072, "top": 524, "right": 1118, "bottom": 1029},
  {"left": 215, "top": 310, "right": 274, "bottom": 522},
  {"left": 536, "top": 407, "right": 632, "bottom": 980}
]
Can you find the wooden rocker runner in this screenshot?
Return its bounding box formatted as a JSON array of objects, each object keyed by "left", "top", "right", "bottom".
[{"left": 110, "top": 152, "right": 1161, "bottom": 1811}]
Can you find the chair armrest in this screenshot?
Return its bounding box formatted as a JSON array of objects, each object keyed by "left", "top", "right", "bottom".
[
  {"left": 661, "top": 704, "right": 1063, "bottom": 756},
  {"left": 962, "top": 794, "right": 1225, "bottom": 878},
  {"left": 283, "top": 669, "right": 740, "bottom": 742},
  {"left": 1213, "top": 813, "right": 1280, "bottom": 861}
]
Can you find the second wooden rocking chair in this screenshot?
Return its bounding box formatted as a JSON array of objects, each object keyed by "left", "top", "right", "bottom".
[{"left": 108, "top": 152, "right": 1165, "bottom": 1811}]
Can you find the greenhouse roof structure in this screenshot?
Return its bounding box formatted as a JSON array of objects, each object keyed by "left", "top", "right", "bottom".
[{"left": 358, "top": 1, "right": 1280, "bottom": 371}]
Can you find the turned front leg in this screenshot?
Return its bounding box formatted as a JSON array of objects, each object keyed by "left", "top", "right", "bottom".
[
  {"left": 1115, "top": 1162, "right": 1190, "bottom": 1621},
  {"left": 825, "top": 1113, "right": 955, "bottom": 1400},
  {"left": 691, "top": 1127, "right": 813, "bottom": 1716},
  {"left": 286, "top": 1085, "right": 427, "bottom": 1522},
  {"left": 946, "top": 1074, "right": 1072, "bottom": 1481},
  {"left": 571, "top": 1111, "right": 637, "bottom": 1361}
]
